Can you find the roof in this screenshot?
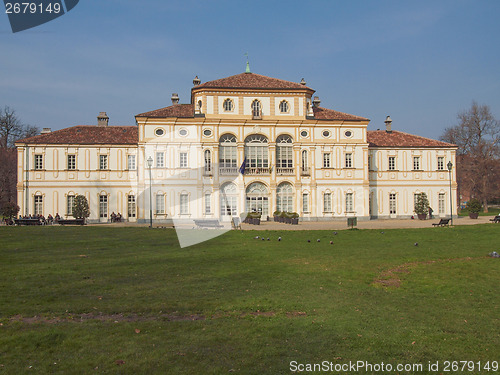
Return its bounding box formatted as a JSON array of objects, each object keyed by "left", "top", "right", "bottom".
[
  {"left": 367, "top": 130, "right": 456, "bottom": 148},
  {"left": 313, "top": 106, "right": 369, "bottom": 121},
  {"left": 136, "top": 104, "right": 194, "bottom": 118},
  {"left": 194, "top": 72, "right": 313, "bottom": 91},
  {"left": 15, "top": 126, "right": 138, "bottom": 145}
]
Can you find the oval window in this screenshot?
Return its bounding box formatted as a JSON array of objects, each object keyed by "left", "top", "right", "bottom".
[
  {"left": 179, "top": 129, "right": 188, "bottom": 136},
  {"left": 300, "top": 130, "right": 308, "bottom": 137},
  {"left": 322, "top": 130, "right": 331, "bottom": 137},
  {"left": 203, "top": 129, "right": 212, "bottom": 137},
  {"left": 345, "top": 130, "right": 352, "bottom": 138},
  {"left": 155, "top": 128, "right": 164, "bottom": 136}
]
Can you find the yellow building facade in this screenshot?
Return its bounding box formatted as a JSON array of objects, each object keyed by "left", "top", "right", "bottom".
[{"left": 16, "top": 71, "right": 457, "bottom": 223}]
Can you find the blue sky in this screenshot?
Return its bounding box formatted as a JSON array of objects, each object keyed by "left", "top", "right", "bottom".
[{"left": 1, "top": 0, "right": 499, "bottom": 139}]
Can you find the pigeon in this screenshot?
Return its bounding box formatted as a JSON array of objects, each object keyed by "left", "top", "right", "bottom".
[
  {"left": 330, "top": 241, "right": 333, "bottom": 245},
  {"left": 267, "top": 238, "right": 270, "bottom": 241},
  {"left": 261, "top": 238, "right": 265, "bottom": 241},
  {"left": 317, "top": 239, "right": 321, "bottom": 242},
  {"left": 333, "top": 232, "right": 337, "bottom": 235},
  {"left": 414, "top": 242, "right": 418, "bottom": 246},
  {"left": 278, "top": 237, "right": 281, "bottom": 241},
  {"left": 381, "top": 231, "right": 384, "bottom": 234},
  {"left": 254, "top": 236, "right": 260, "bottom": 239},
  {"left": 307, "top": 240, "right": 311, "bottom": 243}
]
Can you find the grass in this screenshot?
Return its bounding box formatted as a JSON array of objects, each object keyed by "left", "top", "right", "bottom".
[
  {"left": 458, "top": 207, "right": 500, "bottom": 216},
  {"left": 0, "top": 225, "right": 499, "bottom": 374}
]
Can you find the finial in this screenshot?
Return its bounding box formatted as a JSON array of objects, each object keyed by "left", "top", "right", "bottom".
[{"left": 244, "top": 52, "right": 251, "bottom": 73}]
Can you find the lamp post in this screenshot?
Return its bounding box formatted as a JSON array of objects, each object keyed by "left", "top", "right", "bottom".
[
  {"left": 147, "top": 156, "right": 153, "bottom": 228},
  {"left": 447, "top": 161, "right": 453, "bottom": 226}
]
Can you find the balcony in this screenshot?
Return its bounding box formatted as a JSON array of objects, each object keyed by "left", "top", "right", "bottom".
[
  {"left": 245, "top": 167, "right": 271, "bottom": 175},
  {"left": 219, "top": 167, "right": 238, "bottom": 175},
  {"left": 276, "top": 167, "right": 294, "bottom": 175},
  {"left": 300, "top": 168, "right": 311, "bottom": 176}
]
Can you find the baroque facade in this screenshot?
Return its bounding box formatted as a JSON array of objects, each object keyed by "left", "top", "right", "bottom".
[{"left": 15, "top": 71, "right": 457, "bottom": 223}]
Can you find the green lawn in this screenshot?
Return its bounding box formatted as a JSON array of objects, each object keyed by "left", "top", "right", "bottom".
[
  {"left": 0, "top": 225, "right": 499, "bottom": 374},
  {"left": 458, "top": 207, "right": 500, "bottom": 216}
]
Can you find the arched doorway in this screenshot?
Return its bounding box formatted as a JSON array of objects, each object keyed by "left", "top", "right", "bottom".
[
  {"left": 246, "top": 182, "right": 269, "bottom": 217},
  {"left": 220, "top": 182, "right": 238, "bottom": 220}
]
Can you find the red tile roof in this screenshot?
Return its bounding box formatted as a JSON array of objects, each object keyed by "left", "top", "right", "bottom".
[
  {"left": 194, "top": 72, "right": 313, "bottom": 91},
  {"left": 136, "top": 104, "right": 194, "bottom": 118},
  {"left": 313, "top": 106, "right": 369, "bottom": 121},
  {"left": 367, "top": 130, "right": 456, "bottom": 148},
  {"left": 15, "top": 126, "right": 138, "bottom": 145}
]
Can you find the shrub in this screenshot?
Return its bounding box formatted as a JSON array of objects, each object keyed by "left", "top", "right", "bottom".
[
  {"left": 466, "top": 198, "right": 482, "bottom": 214},
  {"left": 0, "top": 201, "right": 20, "bottom": 219},
  {"left": 72, "top": 195, "right": 90, "bottom": 219},
  {"left": 414, "top": 193, "right": 429, "bottom": 215}
]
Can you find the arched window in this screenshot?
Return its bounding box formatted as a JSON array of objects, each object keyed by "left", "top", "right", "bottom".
[
  {"left": 204, "top": 149, "right": 211, "bottom": 173},
  {"left": 246, "top": 182, "right": 269, "bottom": 217},
  {"left": 220, "top": 182, "right": 238, "bottom": 217},
  {"left": 301, "top": 150, "right": 309, "bottom": 175},
  {"left": 198, "top": 100, "right": 202, "bottom": 112},
  {"left": 219, "top": 134, "right": 237, "bottom": 173},
  {"left": 244, "top": 134, "right": 269, "bottom": 173},
  {"left": 279, "top": 100, "right": 289, "bottom": 113},
  {"left": 277, "top": 182, "right": 293, "bottom": 213},
  {"left": 223, "top": 98, "right": 233, "bottom": 112},
  {"left": 252, "top": 100, "right": 261, "bottom": 118},
  {"left": 276, "top": 135, "right": 293, "bottom": 169}
]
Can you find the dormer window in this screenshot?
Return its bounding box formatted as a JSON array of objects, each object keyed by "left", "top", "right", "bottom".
[
  {"left": 223, "top": 98, "right": 233, "bottom": 112},
  {"left": 252, "top": 100, "right": 261, "bottom": 119},
  {"left": 279, "top": 100, "right": 289, "bottom": 113}
]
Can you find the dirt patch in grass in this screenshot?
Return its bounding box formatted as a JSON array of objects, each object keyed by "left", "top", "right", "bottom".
[
  {"left": 373, "top": 257, "right": 475, "bottom": 289},
  {"left": 7, "top": 310, "right": 308, "bottom": 324}
]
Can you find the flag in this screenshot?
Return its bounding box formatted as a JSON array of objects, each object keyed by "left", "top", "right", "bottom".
[{"left": 239, "top": 158, "right": 247, "bottom": 175}]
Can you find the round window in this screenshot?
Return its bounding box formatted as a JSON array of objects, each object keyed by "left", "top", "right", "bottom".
[
  {"left": 203, "top": 129, "right": 212, "bottom": 137},
  {"left": 345, "top": 130, "right": 352, "bottom": 138},
  {"left": 179, "top": 129, "right": 188, "bottom": 136},
  {"left": 300, "top": 130, "right": 308, "bottom": 137},
  {"left": 155, "top": 128, "right": 164, "bottom": 136},
  {"left": 322, "top": 130, "right": 331, "bottom": 137}
]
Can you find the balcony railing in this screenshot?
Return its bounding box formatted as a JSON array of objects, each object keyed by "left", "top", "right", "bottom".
[
  {"left": 245, "top": 167, "right": 271, "bottom": 175},
  {"left": 276, "top": 167, "right": 294, "bottom": 175},
  {"left": 219, "top": 167, "right": 238, "bottom": 175},
  {"left": 300, "top": 168, "right": 311, "bottom": 176}
]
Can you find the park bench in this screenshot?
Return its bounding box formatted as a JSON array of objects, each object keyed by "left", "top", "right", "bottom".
[
  {"left": 490, "top": 215, "right": 500, "bottom": 223},
  {"left": 193, "top": 219, "right": 223, "bottom": 229},
  {"left": 58, "top": 218, "right": 85, "bottom": 225},
  {"left": 432, "top": 218, "right": 450, "bottom": 227},
  {"left": 14, "top": 218, "right": 41, "bottom": 226}
]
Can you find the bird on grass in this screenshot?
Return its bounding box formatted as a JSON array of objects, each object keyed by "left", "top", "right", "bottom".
[
  {"left": 317, "top": 239, "right": 321, "bottom": 242},
  {"left": 278, "top": 237, "right": 281, "bottom": 241}
]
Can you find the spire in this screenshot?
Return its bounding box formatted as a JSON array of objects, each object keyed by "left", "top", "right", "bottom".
[{"left": 244, "top": 52, "right": 251, "bottom": 73}]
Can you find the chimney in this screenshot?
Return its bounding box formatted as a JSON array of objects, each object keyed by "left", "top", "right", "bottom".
[
  {"left": 385, "top": 115, "right": 392, "bottom": 133},
  {"left": 97, "top": 112, "right": 109, "bottom": 127},
  {"left": 193, "top": 76, "right": 201, "bottom": 86},
  {"left": 312, "top": 96, "right": 321, "bottom": 108},
  {"left": 171, "top": 93, "right": 179, "bottom": 105},
  {"left": 41, "top": 128, "right": 52, "bottom": 134},
  {"left": 300, "top": 78, "right": 306, "bottom": 85}
]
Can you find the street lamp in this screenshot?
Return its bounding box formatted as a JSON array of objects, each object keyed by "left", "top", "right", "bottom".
[
  {"left": 447, "top": 161, "right": 453, "bottom": 226},
  {"left": 147, "top": 156, "right": 153, "bottom": 228}
]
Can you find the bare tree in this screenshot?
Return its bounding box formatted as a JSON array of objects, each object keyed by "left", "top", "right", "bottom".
[
  {"left": 441, "top": 102, "right": 500, "bottom": 212},
  {"left": 0, "top": 106, "right": 39, "bottom": 209}
]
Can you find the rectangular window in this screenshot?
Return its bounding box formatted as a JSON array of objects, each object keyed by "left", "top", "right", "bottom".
[
  {"left": 155, "top": 194, "right": 165, "bottom": 214},
  {"left": 99, "top": 195, "right": 107, "bottom": 218},
  {"left": 180, "top": 152, "right": 188, "bottom": 168},
  {"left": 34, "top": 154, "right": 43, "bottom": 170},
  {"left": 388, "top": 156, "right": 395, "bottom": 170},
  {"left": 389, "top": 193, "right": 397, "bottom": 214},
  {"left": 127, "top": 155, "right": 136, "bottom": 170},
  {"left": 324, "top": 193, "right": 332, "bottom": 213},
  {"left": 67, "top": 155, "right": 76, "bottom": 170},
  {"left": 346, "top": 193, "right": 353, "bottom": 212},
  {"left": 99, "top": 155, "right": 108, "bottom": 170},
  {"left": 414, "top": 193, "right": 420, "bottom": 211},
  {"left": 67, "top": 195, "right": 75, "bottom": 216},
  {"left": 302, "top": 193, "right": 309, "bottom": 212},
  {"left": 438, "top": 193, "right": 445, "bottom": 214},
  {"left": 437, "top": 157, "right": 444, "bottom": 170},
  {"left": 323, "top": 153, "right": 331, "bottom": 168},
  {"left": 345, "top": 153, "right": 353, "bottom": 168},
  {"left": 277, "top": 145, "right": 293, "bottom": 168},
  {"left": 368, "top": 155, "right": 372, "bottom": 171},
  {"left": 219, "top": 146, "right": 237, "bottom": 168},
  {"left": 413, "top": 156, "right": 420, "bottom": 170},
  {"left": 128, "top": 195, "right": 136, "bottom": 218},
  {"left": 156, "top": 152, "right": 164, "bottom": 168},
  {"left": 34, "top": 195, "right": 43, "bottom": 215},
  {"left": 180, "top": 194, "right": 188, "bottom": 214},
  {"left": 204, "top": 193, "right": 211, "bottom": 214}
]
